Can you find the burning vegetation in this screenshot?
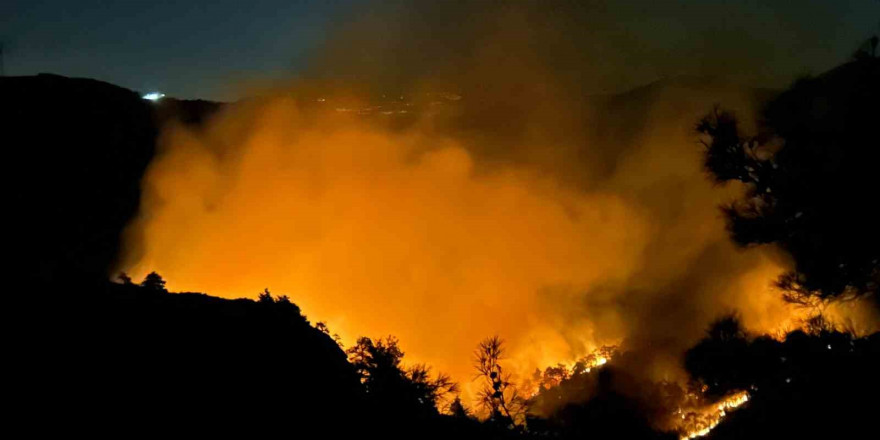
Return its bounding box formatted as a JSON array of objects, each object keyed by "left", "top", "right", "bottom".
[
  {"left": 112, "top": 4, "right": 877, "bottom": 435},
  {"left": 10, "top": 2, "right": 878, "bottom": 439}
]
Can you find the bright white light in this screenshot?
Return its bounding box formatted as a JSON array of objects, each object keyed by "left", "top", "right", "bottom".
[{"left": 142, "top": 92, "right": 165, "bottom": 101}]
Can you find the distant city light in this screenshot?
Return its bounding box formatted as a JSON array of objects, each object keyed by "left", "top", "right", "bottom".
[{"left": 142, "top": 92, "right": 165, "bottom": 101}]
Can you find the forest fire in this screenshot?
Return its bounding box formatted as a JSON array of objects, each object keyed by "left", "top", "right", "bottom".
[
  {"left": 525, "top": 346, "right": 617, "bottom": 398},
  {"left": 109, "top": 1, "right": 878, "bottom": 435},
  {"left": 8, "top": 0, "right": 879, "bottom": 438},
  {"left": 677, "top": 391, "right": 750, "bottom": 439},
  {"left": 120, "top": 79, "right": 875, "bottom": 409}
]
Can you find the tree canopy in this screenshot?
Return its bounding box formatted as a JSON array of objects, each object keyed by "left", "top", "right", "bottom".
[
  {"left": 347, "top": 336, "right": 457, "bottom": 418},
  {"left": 698, "top": 56, "right": 879, "bottom": 307}
]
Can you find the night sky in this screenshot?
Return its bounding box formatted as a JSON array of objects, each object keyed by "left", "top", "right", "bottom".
[{"left": 2, "top": 1, "right": 878, "bottom": 101}]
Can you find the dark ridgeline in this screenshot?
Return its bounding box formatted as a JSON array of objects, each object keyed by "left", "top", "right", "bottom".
[
  {"left": 154, "top": 96, "right": 223, "bottom": 127},
  {"left": 5, "top": 38, "right": 879, "bottom": 439},
  {"left": 74, "top": 281, "right": 364, "bottom": 435},
  {"left": 2, "top": 74, "right": 361, "bottom": 433},
  {"left": 1, "top": 73, "right": 495, "bottom": 438},
  {"left": 4, "top": 73, "right": 222, "bottom": 288},
  {"left": 5, "top": 73, "right": 157, "bottom": 286}
]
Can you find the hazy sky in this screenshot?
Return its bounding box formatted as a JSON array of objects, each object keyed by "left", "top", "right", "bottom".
[{"left": 2, "top": 0, "right": 877, "bottom": 100}]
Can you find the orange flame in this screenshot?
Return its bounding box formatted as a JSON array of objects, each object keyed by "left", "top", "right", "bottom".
[
  {"left": 677, "top": 391, "right": 750, "bottom": 439},
  {"left": 119, "top": 3, "right": 877, "bottom": 408}
]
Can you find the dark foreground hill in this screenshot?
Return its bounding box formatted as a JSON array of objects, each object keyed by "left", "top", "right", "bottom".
[
  {"left": 4, "top": 74, "right": 158, "bottom": 284},
  {"left": 3, "top": 74, "right": 222, "bottom": 286},
  {"left": 58, "top": 280, "right": 365, "bottom": 435},
  {"left": 0, "top": 74, "right": 363, "bottom": 434},
  {"left": 2, "top": 73, "right": 486, "bottom": 438},
  {"left": 7, "top": 66, "right": 878, "bottom": 439},
  {"left": 37, "top": 279, "right": 507, "bottom": 438}
]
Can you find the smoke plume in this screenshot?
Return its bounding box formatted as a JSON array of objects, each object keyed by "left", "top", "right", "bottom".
[{"left": 121, "top": 1, "right": 877, "bottom": 402}]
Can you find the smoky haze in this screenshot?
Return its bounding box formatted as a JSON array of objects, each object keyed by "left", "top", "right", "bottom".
[{"left": 120, "top": 1, "right": 878, "bottom": 403}]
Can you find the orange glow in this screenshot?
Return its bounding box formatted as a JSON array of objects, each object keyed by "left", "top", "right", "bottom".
[
  {"left": 677, "top": 391, "right": 750, "bottom": 439},
  {"left": 123, "top": 99, "right": 650, "bottom": 400},
  {"left": 119, "top": 88, "right": 877, "bottom": 406},
  {"left": 118, "top": 3, "right": 877, "bottom": 409}
]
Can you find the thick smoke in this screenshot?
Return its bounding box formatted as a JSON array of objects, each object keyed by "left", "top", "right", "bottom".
[{"left": 121, "top": 1, "right": 877, "bottom": 401}]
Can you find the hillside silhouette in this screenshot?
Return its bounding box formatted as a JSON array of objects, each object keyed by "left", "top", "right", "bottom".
[
  {"left": 7, "top": 48, "right": 879, "bottom": 438},
  {"left": 5, "top": 74, "right": 158, "bottom": 285},
  {"left": 69, "top": 280, "right": 365, "bottom": 435}
]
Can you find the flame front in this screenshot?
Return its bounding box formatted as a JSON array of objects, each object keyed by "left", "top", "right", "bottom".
[
  {"left": 677, "top": 391, "right": 750, "bottom": 439},
  {"left": 121, "top": 87, "right": 876, "bottom": 406},
  {"left": 119, "top": 2, "right": 877, "bottom": 411}
]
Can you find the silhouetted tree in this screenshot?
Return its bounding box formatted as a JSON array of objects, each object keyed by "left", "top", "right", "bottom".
[
  {"left": 254, "top": 288, "right": 306, "bottom": 322},
  {"left": 538, "top": 364, "right": 571, "bottom": 390},
  {"left": 408, "top": 363, "right": 458, "bottom": 409},
  {"left": 698, "top": 54, "right": 879, "bottom": 307},
  {"left": 315, "top": 321, "right": 330, "bottom": 334},
  {"left": 707, "top": 313, "right": 747, "bottom": 342},
  {"left": 140, "top": 271, "right": 167, "bottom": 293},
  {"left": 273, "top": 294, "right": 304, "bottom": 319},
  {"left": 684, "top": 314, "right": 751, "bottom": 397},
  {"left": 258, "top": 288, "right": 274, "bottom": 304},
  {"left": 852, "top": 34, "right": 878, "bottom": 59},
  {"left": 347, "top": 336, "right": 457, "bottom": 417},
  {"left": 448, "top": 395, "right": 471, "bottom": 418},
  {"left": 474, "top": 336, "right": 527, "bottom": 428},
  {"left": 117, "top": 272, "right": 133, "bottom": 285}
]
